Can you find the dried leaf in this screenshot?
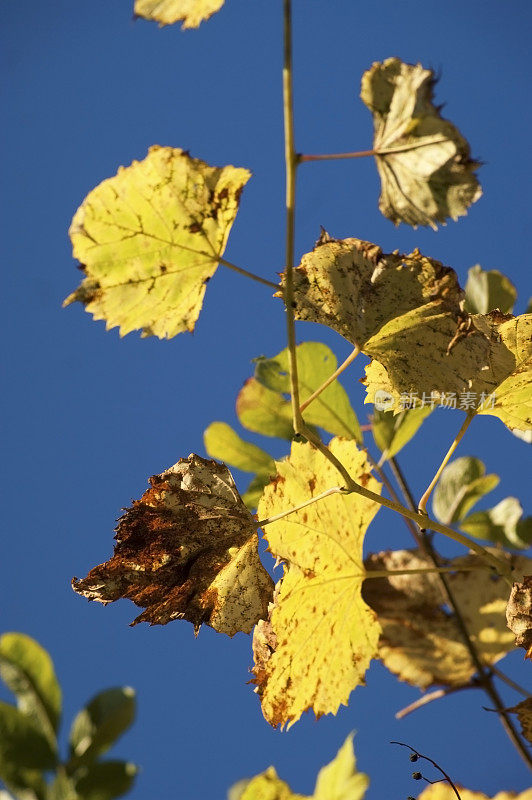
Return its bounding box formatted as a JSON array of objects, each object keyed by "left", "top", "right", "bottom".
[
  {"left": 134, "top": 0, "right": 225, "bottom": 28},
  {"left": 464, "top": 264, "right": 516, "bottom": 315},
  {"left": 360, "top": 57, "right": 481, "bottom": 228},
  {"left": 506, "top": 698, "right": 532, "bottom": 746},
  {"left": 203, "top": 422, "right": 275, "bottom": 509},
  {"left": 64, "top": 146, "right": 250, "bottom": 339},
  {"left": 506, "top": 576, "right": 532, "bottom": 658},
  {"left": 363, "top": 550, "right": 531, "bottom": 689},
  {"left": 432, "top": 456, "right": 499, "bottom": 525},
  {"left": 284, "top": 234, "right": 463, "bottom": 349},
  {"left": 72, "top": 455, "right": 273, "bottom": 635},
  {"left": 253, "top": 439, "right": 381, "bottom": 728}
]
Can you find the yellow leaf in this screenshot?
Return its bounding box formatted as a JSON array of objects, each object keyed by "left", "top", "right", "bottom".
[
  {"left": 64, "top": 146, "right": 250, "bottom": 339},
  {"left": 360, "top": 58, "right": 481, "bottom": 229},
  {"left": 363, "top": 550, "right": 532, "bottom": 689},
  {"left": 72, "top": 455, "right": 273, "bottom": 636},
  {"left": 134, "top": 0, "right": 225, "bottom": 28},
  {"left": 237, "top": 378, "right": 295, "bottom": 440},
  {"left": 253, "top": 439, "right": 381, "bottom": 728},
  {"left": 507, "top": 698, "right": 532, "bottom": 746},
  {"left": 237, "top": 767, "right": 303, "bottom": 800},
  {"left": 418, "top": 787, "right": 532, "bottom": 800}
]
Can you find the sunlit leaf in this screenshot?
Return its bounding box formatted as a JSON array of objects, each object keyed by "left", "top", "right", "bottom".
[
  {"left": 464, "top": 264, "right": 516, "bottom": 315},
  {"left": 360, "top": 57, "right": 481, "bottom": 228},
  {"left": 0, "top": 702, "right": 57, "bottom": 772},
  {"left": 74, "top": 760, "right": 138, "bottom": 800},
  {"left": 460, "top": 497, "right": 532, "bottom": 550},
  {"left": 203, "top": 422, "right": 275, "bottom": 510},
  {"left": 253, "top": 439, "right": 381, "bottom": 728},
  {"left": 506, "top": 698, "right": 532, "bottom": 747},
  {"left": 284, "top": 233, "right": 463, "bottom": 349},
  {"left": 47, "top": 773, "right": 78, "bottom": 800},
  {"left": 371, "top": 406, "right": 432, "bottom": 460},
  {"left": 506, "top": 575, "right": 532, "bottom": 659},
  {"left": 232, "top": 735, "right": 368, "bottom": 800},
  {"left": 432, "top": 456, "right": 499, "bottom": 524},
  {"left": 255, "top": 342, "right": 362, "bottom": 442},
  {"left": 237, "top": 379, "right": 295, "bottom": 440},
  {"left": 418, "top": 787, "right": 532, "bottom": 800},
  {"left": 363, "top": 550, "right": 531, "bottom": 689},
  {"left": 64, "top": 146, "right": 250, "bottom": 339},
  {"left": 134, "top": 0, "right": 225, "bottom": 28},
  {"left": 68, "top": 688, "right": 136, "bottom": 768},
  {"left": 0, "top": 633, "right": 61, "bottom": 746},
  {"left": 72, "top": 456, "right": 273, "bottom": 635}
]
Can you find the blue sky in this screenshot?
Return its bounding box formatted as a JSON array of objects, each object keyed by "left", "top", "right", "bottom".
[{"left": 1, "top": 1, "right": 531, "bottom": 797}]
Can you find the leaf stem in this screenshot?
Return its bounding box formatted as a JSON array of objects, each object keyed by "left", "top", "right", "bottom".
[
  {"left": 299, "top": 149, "right": 376, "bottom": 162},
  {"left": 218, "top": 257, "right": 280, "bottom": 290},
  {"left": 282, "top": 0, "right": 303, "bottom": 434},
  {"left": 418, "top": 411, "right": 474, "bottom": 514},
  {"left": 298, "top": 137, "right": 450, "bottom": 163},
  {"left": 389, "top": 455, "right": 532, "bottom": 771},
  {"left": 489, "top": 664, "right": 532, "bottom": 698},
  {"left": 256, "top": 486, "right": 344, "bottom": 528},
  {"left": 395, "top": 683, "right": 478, "bottom": 720},
  {"left": 299, "top": 346, "right": 360, "bottom": 413}
]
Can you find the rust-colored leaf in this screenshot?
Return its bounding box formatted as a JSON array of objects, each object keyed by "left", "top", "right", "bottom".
[
  {"left": 506, "top": 575, "right": 532, "bottom": 659},
  {"left": 72, "top": 455, "right": 273, "bottom": 636}
]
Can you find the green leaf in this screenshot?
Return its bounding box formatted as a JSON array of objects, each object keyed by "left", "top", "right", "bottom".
[
  {"left": 360, "top": 57, "right": 481, "bottom": 228},
  {"left": 371, "top": 406, "right": 432, "bottom": 460},
  {"left": 236, "top": 379, "right": 295, "bottom": 440},
  {"left": 68, "top": 688, "right": 136, "bottom": 767},
  {"left": 0, "top": 768, "right": 46, "bottom": 800},
  {"left": 255, "top": 342, "right": 362, "bottom": 442},
  {"left": 313, "top": 735, "right": 368, "bottom": 800},
  {"left": 464, "top": 264, "right": 516, "bottom": 315},
  {"left": 432, "top": 457, "right": 499, "bottom": 524},
  {"left": 74, "top": 761, "right": 138, "bottom": 800},
  {"left": 47, "top": 774, "right": 79, "bottom": 800},
  {"left": 0, "top": 634, "right": 61, "bottom": 745},
  {"left": 460, "top": 498, "right": 532, "bottom": 550},
  {"left": 134, "top": 0, "right": 225, "bottom": 28},
  {"left": 242, "top": 474, "right": 272, "bottom": 511},
  {"left": 64, "top": 146, "right": 250, "bottom": 339},
  {"left": 0, "top": 702, "right": 57, "bottom": 772}
]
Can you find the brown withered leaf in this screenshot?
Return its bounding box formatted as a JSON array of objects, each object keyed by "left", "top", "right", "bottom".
[
  {"left": 506, "top": 575, "right": 532, "bottom": 658},
  {"left": 507, "top": 698, "right": 532, "bottom": 745},
  {"left": 72, "top": 455, "right": 273, "bottom": 635},
  {"left": 363, "top": 550, "right": 531, "bottom": 689}
]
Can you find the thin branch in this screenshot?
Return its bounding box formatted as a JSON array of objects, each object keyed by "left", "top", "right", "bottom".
[
  {"left": 218, "top": 257, "right": 280, "bottom": 290},
  {"left": 418, "top": 411, "right": 474, "bottom": 514},
  {"left": 390, "top": 455, "right": 532, "bottom": 771},
  {"left": 299, "top": 346, "right": 360, "bottom": 413},
  {"left": 490, "top": 665, "right": 532, "bottom": 698},
  {"left": 395, "top": 683, "right": 477, "bottom": 720},
  {"left": 299, "top": 149, "right": 376, "bottom": 162},
  {"left": 282, "top": 0, "right": 303, "bottom": 434},
  {"left": 391, "top": 741, "right": 462, "bottom": 800}
]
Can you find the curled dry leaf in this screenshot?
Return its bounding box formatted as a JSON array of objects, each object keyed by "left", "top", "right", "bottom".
[
  {"left": 360, "top": 57, "right": 481, "bottom": 229},
  {"left": 252, "top": 439, "right": 382, "bottom": 728},
  {"left": 506, "top": 698, "right": 532, "bottom": 746},
  {"left": 134, "top": 0, "right": 225, "bottom": 28},
  {"left": 72, "top": 455, "right": 273, "bottom": 636},
  {"left": 362, "top": 550, "right": 532, "bottom": 689},
  {"left": 64, "top": 146, "right": 250, "bottom": 339},
  {"left": 506, "top": 575, "right": 532, "bottom": 658}
]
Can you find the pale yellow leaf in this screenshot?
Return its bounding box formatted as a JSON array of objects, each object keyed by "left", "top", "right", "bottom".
[
  {"left": 418, "top": 787, "right": 532, "bottom": 800},
  {"left": 253, "top": 439, "right": 381, "bottom": 727},
  {"left": 134, "top": 0, "right": 225, "bottom": 28},
  {"left": 361, "top": 58, "right": 481, "bottom": 229},
  {"left": 64, "top": 146, "right": 250, "bottom": 339}
]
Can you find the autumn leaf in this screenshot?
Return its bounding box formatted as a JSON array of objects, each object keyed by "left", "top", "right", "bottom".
[
  {"left": 231, "top": 735, "right": 368, "bottom": 800},
  {"left": 72, "top": 455, "right": 273, "bottom": 635},
  {"left": 506, "top": 576, "right": 532, "bottom": 658},
  {"left": 284, "top": 233, "right": 463, "bottom": 349},
  {"left": 360, "top": 57, "right": 481, "bottom": 228},
  {"left": 432, "top": 457, "right": 499, "bottom": 525},
  {"left": 371, "top": 406, "right": 432, "bottom": 461},
  {"left": 363, "top": 550, "right": 531, "bottom": 689},
  {"left": 460, "top": 498, "right": 532, "bottom": 551},
  {"left": 506, "top": 698, "right": 532, "bottom": 746},
  {"left": 134, "top": 0, "right": 225, "bottom": 28},
  {"left": 464, "top": 264, "right": 516, "bottom": 315},
  {"left": 203, "top": 422, "right": 276, "bottom": 509},
  {"left": 418, "top": 787, "right": 532, "bottom": 800},
  {"left": 237, "top": 379, "right": 295, "bottom": 440},
  {"left": 64, "top": 146, "right": 250, "bottom": 339},
  {"left": 252, "top": 439, "right": 381, "bottom": 728}
]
